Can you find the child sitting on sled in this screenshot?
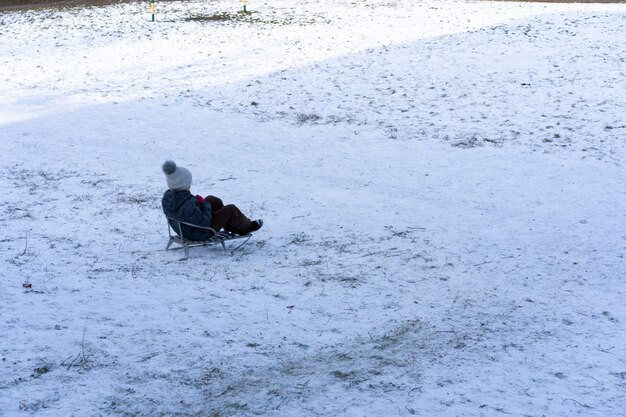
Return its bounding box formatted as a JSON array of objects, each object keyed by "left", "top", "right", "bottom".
[{"left": 161, "top": 160, "right": 262, "bottom": 241}]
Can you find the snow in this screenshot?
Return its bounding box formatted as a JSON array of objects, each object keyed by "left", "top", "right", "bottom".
[{"left": 1, "top": 0, "right": 625, "bottom": 415}]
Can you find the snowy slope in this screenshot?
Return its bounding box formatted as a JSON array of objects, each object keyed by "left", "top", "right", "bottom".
[{"left": 1, "top": 1, "right": 625, "bottom": 416}]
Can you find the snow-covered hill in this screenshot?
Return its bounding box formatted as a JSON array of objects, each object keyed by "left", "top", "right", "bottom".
[{"left": 1, "top": 1, "right": 625, "bottom": 416}]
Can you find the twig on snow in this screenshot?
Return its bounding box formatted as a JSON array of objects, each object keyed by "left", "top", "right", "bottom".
[
  {"left": 65, "top": 355, "right": 80, "bottom": 370},
  {"left": 62, "top": 327, "right": 91, "bottom": 370},
  {"left": 60, "top": 354, "right": 74, "bottom": 367},
  {"left": 562, "top": 398, "right": 593, "bottom": 409},
  {"left": 216, "top": 385, "right": 233, "bottom": 397},
  {"left": 18, "top": 232, "right": 28, "bottom": 256},
  {"left": 80, "top": 327, "right": 88, "bottom": 363},
  {"left": 450, "top": 292, "right": 459, "bottom": 310}
]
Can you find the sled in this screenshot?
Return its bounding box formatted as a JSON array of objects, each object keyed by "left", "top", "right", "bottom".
[{"left": 165, "top": 216, "right": 252, "bottom": 259}]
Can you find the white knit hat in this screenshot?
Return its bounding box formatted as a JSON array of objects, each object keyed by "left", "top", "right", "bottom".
[{"left": 162, "top": 160, "right": 192, "bottom": 190}]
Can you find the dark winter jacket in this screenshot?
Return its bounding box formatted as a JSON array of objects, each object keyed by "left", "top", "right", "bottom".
[{"left": 162, "top": 189, "right": 214, "bottom": 241}]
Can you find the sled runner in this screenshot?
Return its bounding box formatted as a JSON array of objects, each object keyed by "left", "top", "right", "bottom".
[{"left": 165, "top": 216, "right": 252, "bottom": 258}]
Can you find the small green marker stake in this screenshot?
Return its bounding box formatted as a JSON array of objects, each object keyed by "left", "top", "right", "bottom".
[
  {"left": 151, "top": 0, "right": 155, "bottom": 22},
  {"left": 243, "top": 0, "right": 247, "bottom": 13}
]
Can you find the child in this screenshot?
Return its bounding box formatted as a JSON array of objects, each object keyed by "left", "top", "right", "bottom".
[{"left": 162, "top": 160, "right": 262, "bottom": 240}]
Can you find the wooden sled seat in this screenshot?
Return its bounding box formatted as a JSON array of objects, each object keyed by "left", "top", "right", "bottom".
[{"left": 165, "top": 216, "right": 252, "bottom": 258}]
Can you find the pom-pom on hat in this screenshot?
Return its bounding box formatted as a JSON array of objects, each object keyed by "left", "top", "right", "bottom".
[{"left": 162, "top": 160, "right": 192, "bottom": 190}]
